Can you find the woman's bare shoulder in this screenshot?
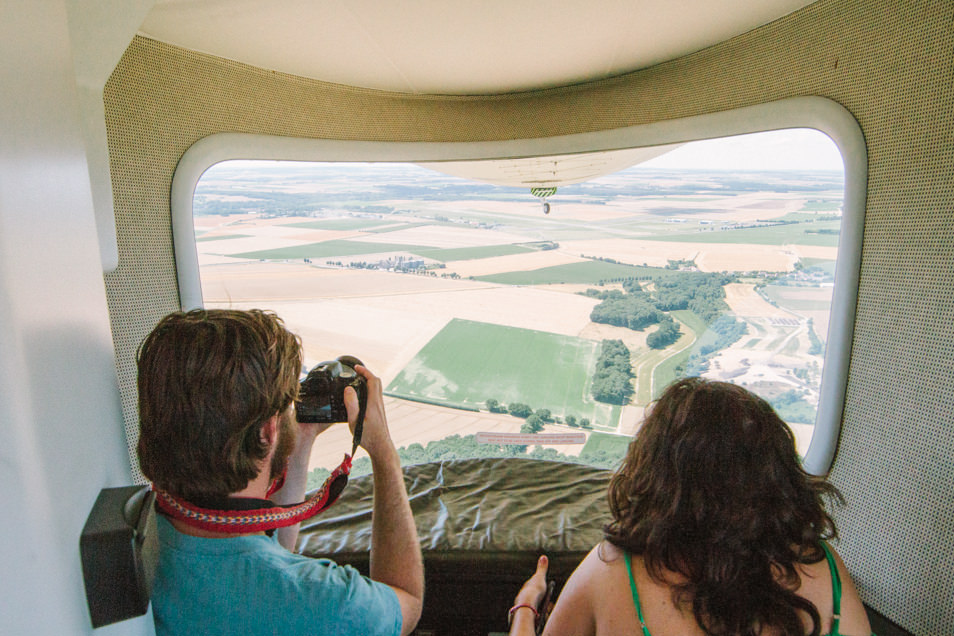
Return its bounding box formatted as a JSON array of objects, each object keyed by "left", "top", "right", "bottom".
[
  {"left": 543, "top": 542, "right": 642, "bottom": 636},
  {"left": 571, "top": 541, "right": 627, "bottom": 579}
]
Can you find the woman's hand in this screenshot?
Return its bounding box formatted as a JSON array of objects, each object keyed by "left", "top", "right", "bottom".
[{"left": 509, "top": 555, "right": 551, "bottom": 635}]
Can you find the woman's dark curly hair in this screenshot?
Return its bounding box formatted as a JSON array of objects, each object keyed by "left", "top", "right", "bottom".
[{"left": 603, "top": 377, "right": 843, "bottom": 636}]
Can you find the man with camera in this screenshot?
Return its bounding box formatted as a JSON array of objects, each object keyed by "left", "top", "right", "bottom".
[{"left": 137, "top": 308, "right": 423, "bottom": 636}]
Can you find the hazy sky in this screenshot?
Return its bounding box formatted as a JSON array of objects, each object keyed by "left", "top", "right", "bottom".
[{"left": 640, "top": 128, "right": 844, "bottom": 171}]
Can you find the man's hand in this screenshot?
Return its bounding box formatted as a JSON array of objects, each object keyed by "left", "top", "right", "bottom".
[
  {"left": 344, "top": 365, "right": 394, "bottom": 460},
  {"left": 344, "top": 364, "right": 423, "bottom": 636},
  {"left": 290, "top": 418, "right": 332, "bottom": 461}
]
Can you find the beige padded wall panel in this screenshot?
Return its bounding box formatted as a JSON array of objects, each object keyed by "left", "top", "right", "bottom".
[{"left": 104, "top": 0, "right": 953, "bottom": 631}]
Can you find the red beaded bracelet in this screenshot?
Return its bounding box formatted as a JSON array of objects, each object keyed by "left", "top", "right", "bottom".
[{"left": 508, "top": 603, "right": 540, "bottom": 626}]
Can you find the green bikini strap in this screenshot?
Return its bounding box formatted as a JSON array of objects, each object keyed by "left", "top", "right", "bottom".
[
  {"left": 821, "top": 542, "right": 843, "bottom": 636},
  {"left": 623, "top": 551, "right": 652, "bottom": 636}
]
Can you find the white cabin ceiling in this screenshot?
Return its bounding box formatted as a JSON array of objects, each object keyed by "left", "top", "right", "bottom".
[
  {"left": 139, "top": 0, "right": 817, "bottom": 96},
  {"left": 138, "top": 0, "right": 817, "bottom": 186}
]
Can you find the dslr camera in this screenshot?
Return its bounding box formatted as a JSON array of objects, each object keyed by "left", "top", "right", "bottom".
[{"left": 296, "top": 355, "right": 367, "bottom": 424}]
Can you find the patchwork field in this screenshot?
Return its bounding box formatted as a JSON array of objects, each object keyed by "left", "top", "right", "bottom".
[
  {"left": 194, "top": 164, "right": 842, "bottom": 471},
  {"left": 386, "top": 318, "right": 617, "bottom": 427}
]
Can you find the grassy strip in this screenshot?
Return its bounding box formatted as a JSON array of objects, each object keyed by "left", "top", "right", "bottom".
[
  {"left": 649, "top": 310, "right": 708, "bottom": 399},
  {"left": 604, "top": 405, "right": 623, "bottom": 431}
]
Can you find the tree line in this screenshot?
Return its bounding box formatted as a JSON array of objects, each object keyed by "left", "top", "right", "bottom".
[
  {"left": 591, "top": 339, "right": 634, "bottom": 405},
  {"left": 485, "top": 398, "right": 592, "bottom": 432},
  {"left": 307, "top": 433, "right": 626, "bottom": 487}
]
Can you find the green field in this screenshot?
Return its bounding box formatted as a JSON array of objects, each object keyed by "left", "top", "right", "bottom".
[
  {"left": 640, "top": 220, "right": 841, "bottom": 246},
  {"left": 475, "top": 261, "right": 681, "bottom": 286},
  {"left": 385, "top": 318, "right": 619, "bottom": 426},
  {"left": 412, "top": 244, "right": 534, "bottom": 262},
  {"left": 229, "top": 239, "right": 434, "bottom": 260},
  {"left": 581, "top": 431, "right": 632, "bottom": 457}
]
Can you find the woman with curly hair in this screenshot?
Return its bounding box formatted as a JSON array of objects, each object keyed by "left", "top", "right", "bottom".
[{"left": 508, "top": 377, "right": 871, "bottom": 636}]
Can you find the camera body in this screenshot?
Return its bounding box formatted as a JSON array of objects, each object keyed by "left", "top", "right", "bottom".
[{"left": 296, "top": 355, "right": 367, "bottom": 424}]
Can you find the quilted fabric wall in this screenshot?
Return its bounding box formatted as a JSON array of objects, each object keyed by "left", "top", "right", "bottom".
[{"left": 103, "top": 1, "right": 954, "bottom": 631}]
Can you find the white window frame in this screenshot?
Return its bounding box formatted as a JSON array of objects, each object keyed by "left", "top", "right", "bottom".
[{"left": 170, "top": 96, "right": 866, "bottom": 475}]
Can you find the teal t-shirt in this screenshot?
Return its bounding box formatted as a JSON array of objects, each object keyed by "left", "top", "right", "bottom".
[{"left": 152, "top": 515, "right": 402, "bottom": 636}]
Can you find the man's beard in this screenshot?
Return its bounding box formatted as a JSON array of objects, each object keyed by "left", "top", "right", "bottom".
[{"left": 269, "top": 407, "right": 298, "bottom": 482}]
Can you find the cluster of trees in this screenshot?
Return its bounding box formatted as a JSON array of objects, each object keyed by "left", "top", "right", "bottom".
[
  {"left": 665, "top": 259, "right": 696, "bottom": 270},
  {"left": 485, "top": 398, "right": 508, "bottom": 414},
  {"left": 587, "top": 271, "right": 738, "bottom": 355},
  {"left": 307, "top": 433, "right": 627, "bottom": 486},
  {"left": 646, "top": 315, "right": 680, "bottom": 349},
  {"left": 563, "top": 414, "right": 591, "bottom": 428},
  {"left": 582, "top": 255, "right": 622, "bottom": 264},
  {"left": 591, "top": 340, "right": 635, "bottom": 404},
  {"left": 483, "top": 399, "right": 590, "bottom": 433},
  {"left": 581, "top": 278, "right": 645, "bottom": 300},
  {"left": 590, "top": 294, "right": 663, "bottom": 330},
  {"left": 651, "top": 272, "right": 734, "bottom": 324}
]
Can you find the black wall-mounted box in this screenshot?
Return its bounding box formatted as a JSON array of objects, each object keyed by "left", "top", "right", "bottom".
[{"left": 80, "top": 485, "right": 157, "bottom": 628}]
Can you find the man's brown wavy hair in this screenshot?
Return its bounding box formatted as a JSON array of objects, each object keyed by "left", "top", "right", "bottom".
[
  {"left": 137, "top": 309, "right": 302, "bottom": 501},
  {"left": 604, "top": 377, "right": 843, "bottom": 636}
]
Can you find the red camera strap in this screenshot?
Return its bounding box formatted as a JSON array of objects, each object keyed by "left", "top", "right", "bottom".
[{"left": 154, "top": 453, "right": 352, "bottom": 534}]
